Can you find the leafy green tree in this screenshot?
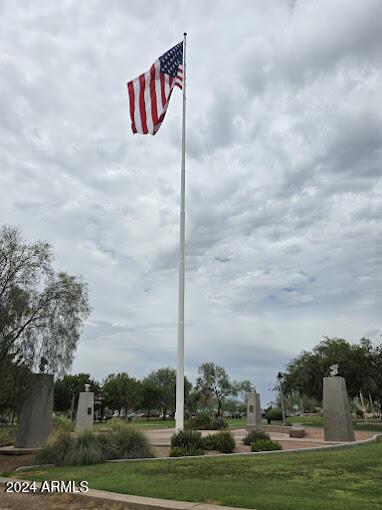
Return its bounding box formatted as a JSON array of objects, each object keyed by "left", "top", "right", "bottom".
[
  {"left": 283, "top": 350, "right": 322, "bottom": 402},
  {"left": 145, "top": 367, "right": 176, "bottom": 420},
  {"left": 0, "top": 225, "right": 90, "bottom": 379},
  {"left": 54, "top": 373, "right": 100, "bottom": 417},
  {"left": 139, "top": 379, "right": 162, "bottom": 420},
  {"left": 0, "top": 355, "right": 30, "bottom": 420},
  {"left": 185, "top": 387, "right": 201, "bottom": 417},
  {"left": 196, "top": 362, "right": 238, "bottom": 416},
  {"left": 359, "top": 338, "right": 382, "bottom": 416},
  {"left": 283, "top": 337, "right": 378, "bottom": 404},
  {"left": 102, "top": 373, "right": 140, "bottom": 417}
]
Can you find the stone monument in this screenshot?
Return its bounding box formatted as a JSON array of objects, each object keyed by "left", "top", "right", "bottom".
[
  {"left": 323, "top": 369, "right": 355, "bottom": 442},
  {"left": 75, "top": 383, "right": 94, "bottom": 433},
  {"left": 16, "top": 373, "right": 54, "bottom": 448},
  {"left": 246, "top": 386, "right": 262, "bottom": 427}
]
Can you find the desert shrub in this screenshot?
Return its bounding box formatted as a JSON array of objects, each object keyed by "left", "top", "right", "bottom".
[
  {"left": 62, "top": 431, "right": 106, "bottom": 466},
  {"left": 170, "top": 446, "right": 204, "bottom": 457},
  {"left": 250, "top": 438, "right": 282, "bottom": 452},
  {"left": 35, "top": 431, "right": 72, "bottom": 465},
  {"left": 171, "top": 429, "right": 203, "bottom": 450},
  {"left": 243, "top": 429, "right": 270, "bottom": 445},
  {"left": 201, "top": 431, "right": 235, "bottom": 453},
  {"left": 52, "top": 415, "right": 74, "bottom": 432},
  {"left": 0, "top": 426, "right": 16, "bottom": 447},
  {"left": 36, "top": 426, "right": 153, "bottom": 466},
  {"left": 113, "top": 426, "right": 153, "bottom": 459},
  {"left": 211, "top": 416, "right": 228, "bottom": 430},
  {"left": 185, "top": 413, "right": 212, "bottom": 430},
  {"left": 108, "top": 417, "right": 126, "bottom": 430},
  {"left": 97, "top": 433, "right": 119, "bottom": 460},
  {"left": 185, "top": 414, "right": 228, "bottom": 430},
  {"left": 36, "top": 431, "right": 118, "bottom": 466}
]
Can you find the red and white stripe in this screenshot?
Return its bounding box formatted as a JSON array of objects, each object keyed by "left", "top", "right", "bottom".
[{"left": 127, "top": 61, "right": 183, "bottom": 135}]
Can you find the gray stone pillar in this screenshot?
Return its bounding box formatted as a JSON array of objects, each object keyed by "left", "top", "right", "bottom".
[
  {"left": 247, "top": 391, "right": 262, "bottom": 427},
  {"left": 75, "top": 387, "right": 94, "bottom": 433},
  {"left": 323, "top": 376, "right": 355, "bottom": 442},
  {"left": 16, "top": 373, "right": 54, "bottom": 448}
]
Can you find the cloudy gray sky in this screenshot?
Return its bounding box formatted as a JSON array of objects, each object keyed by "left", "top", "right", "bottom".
[{"left": 1, "top": 0, "right": 381, "bottom": 404}]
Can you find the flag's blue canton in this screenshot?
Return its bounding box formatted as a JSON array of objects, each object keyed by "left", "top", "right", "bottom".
[{"left": 159, "top": 42, "right": 183, "bottom": 77}]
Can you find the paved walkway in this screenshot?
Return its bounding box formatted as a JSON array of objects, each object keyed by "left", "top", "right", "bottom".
[{"left": 144, "top": 427, "right": 376, "bottom": 454}]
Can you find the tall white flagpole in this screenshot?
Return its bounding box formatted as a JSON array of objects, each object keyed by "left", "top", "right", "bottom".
[{"left": 175, "top": 32, "right": 187, "bottom": 431}]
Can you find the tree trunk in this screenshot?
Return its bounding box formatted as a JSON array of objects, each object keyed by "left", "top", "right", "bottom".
[
  {"left": 162, "top": 406, "right": 167, "bottom": 420},
  {"left": 147, "top": 409, "right": 150, "bottom": 421}
]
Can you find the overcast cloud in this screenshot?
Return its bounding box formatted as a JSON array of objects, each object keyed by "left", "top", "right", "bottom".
[{"left": 1, "top": 0, "right": 381, "bottom": 403}]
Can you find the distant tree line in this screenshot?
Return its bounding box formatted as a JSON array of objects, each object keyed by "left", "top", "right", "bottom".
[
  {"left": 52, "top": 363, "right": 252, "bottom": 422},
  {"left": 281, "top": 337, "right": 382, "bottom": 415}
]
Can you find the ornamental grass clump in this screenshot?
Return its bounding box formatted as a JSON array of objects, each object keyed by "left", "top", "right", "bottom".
[
  {"left": 108, "top": 417, "right": 126, "bottom": 431},
  {"left": 250, "top": 438, "right": 282, "bottom": 452},
  {"left": 201, "top": 431, "right": 235, "bottom": 453},
  {"left": 36, "top": 427, "right": 152, "bottom": 466},
  {"left": 243, "top": 429, "right": 270, "bottom": 445},
  {"left": 170, "top": 446, "right": 204, "bottom": 457},
  {"left": 62, "top": 431, "right": 106, "bottom": 466},
  {"left": 211, "top": 416, "right": 228, "bottom": 430},
  {"left": 35, "top": 431, "right": 73, "bottom": 465},
  {"left": 171, "top": 429, "right": 203, "bottom": 450},
  {"left": 185, "top": 413, "right": 213, "bottom": 430},
  {"left": 52, "top": 415, "right": 74, "bottom": 433},
  {"left": 185, "top": 413, "right": 228, "bottom": 430},
  {"left": 97, "top": 433, "right": 119, "bottom": 460},
  {"left": 113, "top": 426, "right": 153, "bottom": 459}
]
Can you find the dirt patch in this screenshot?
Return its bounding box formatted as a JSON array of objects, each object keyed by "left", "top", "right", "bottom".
[
  {"left": 0, "top": 487, "right": 130, "bottom": 509},
  {"left": 151, "top": 446, "right": 170, "bottom": 457},
  {"left": 0, "top": 454, "right": 36, "bottom": 474}
]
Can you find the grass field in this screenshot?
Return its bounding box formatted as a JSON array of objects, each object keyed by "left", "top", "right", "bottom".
[
  {"left": 9, "top": 438, "right": 382, "bottom": 510},
  {"left": 94, "top": 417, "right": 248, "bottom": 429},
  {"left": 94, "top": 419, "right": 176, "bottom": 429}
]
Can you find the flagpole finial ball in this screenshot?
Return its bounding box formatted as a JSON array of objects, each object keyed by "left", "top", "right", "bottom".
[{"left": 184, "top": 32, "right": 187, "bottom": 36}]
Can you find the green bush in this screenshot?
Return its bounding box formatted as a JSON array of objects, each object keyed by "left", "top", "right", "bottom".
[
  {"left": 36, "top": 427, "right": 152, "bottom": 466},
  {"left": 97, "top": 433, "right": 119, "bottom": 460},
  {"left": 185, "top": 414, "right": 228, "bottom": 430},
  {"left": 211, "top": 416, "right": 228, "bottom": 430},
  {"left": 185, "top": 413, "right": 213, "bottom": 430},
  {"left": 201, "top": 431, "right": 235, "bottom": 453},
  {"left": 250, "top": 438, "right": 282, "bottom": 452},
  {"left": 35, "top": 431, "right": 72, "bottom": 465},
  {"left": 113, "top": 426, "right": 153, "bottom": 459},
  {"left": 108, "top": 417, "right": 126, "bottom": 430},
  {"left": 171, "top": 429, "right": 203, "bottom": 450},
  {"left": 52, "top": 415, "right": 74, "bottom": 432},
  {"left": 243, "top": 429, "right": 270, "bottom": 445},
  {"left": 62, "top": 431, "right": 106, "bottom": 466},
  {"left": 170, "top": 446, "right": 204, "bottom": 457},
  {"left": 265, "top": 407, "right": 283, "bottom": 421}
]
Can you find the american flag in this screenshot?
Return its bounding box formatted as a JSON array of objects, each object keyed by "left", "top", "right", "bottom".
[{"left": 127, "top": 42, "right": 183, "bottom": 135}]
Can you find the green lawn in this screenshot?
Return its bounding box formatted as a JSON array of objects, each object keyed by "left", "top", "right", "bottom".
[
  {"left": 10, "top": 439, "right": 382, "bottom": 510},
  {"left": 94, "top": 417, "right": 248, "bottom": 430},
  {"left": 94, "top": 416, "right": 382, "bottom": 433},
  {"left": 94, "top": 419, "right": 176, "bottom": 430}
]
